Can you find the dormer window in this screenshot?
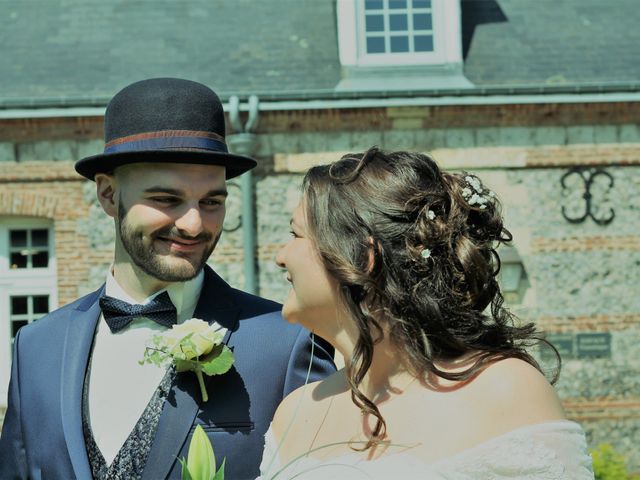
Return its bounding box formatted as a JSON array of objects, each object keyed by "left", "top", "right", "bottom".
[
  {"left": 338, "top": 0, "right": 464, "bottom": 67},
  {"left": 361, "top": 0, "right": 439, "bottom": 64}
]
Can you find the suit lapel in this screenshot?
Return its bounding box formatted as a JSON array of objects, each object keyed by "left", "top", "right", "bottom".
[
  {"left": 143, "top": 266, "right": 240, "bottom": 480},
  {"left": 60, "top": 287, "right": 103, "bottom": 480}
]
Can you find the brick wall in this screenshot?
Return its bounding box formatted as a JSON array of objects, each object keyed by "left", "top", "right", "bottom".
[{"left": 0, "top": 162, "right": 103, "bottom": 305}]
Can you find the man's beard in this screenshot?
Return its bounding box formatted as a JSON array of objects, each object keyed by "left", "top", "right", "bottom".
[{"left": 117, "top": 202, "right": 220, "bottom": 282}]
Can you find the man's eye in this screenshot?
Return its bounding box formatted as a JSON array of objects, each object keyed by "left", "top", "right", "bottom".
[
  {"left": 152, "top": 197, "right": 178, "bottom": 204},
  {"left": 201, "top": 199, "right": 223, "bottom": 207}
]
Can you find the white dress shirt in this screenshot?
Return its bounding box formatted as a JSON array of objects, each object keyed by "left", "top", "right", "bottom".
[{"left": 87, "top": 269, "right": 212, "bottom": 465}]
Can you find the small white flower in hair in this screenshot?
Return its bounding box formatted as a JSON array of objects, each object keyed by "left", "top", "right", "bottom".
[
  {"left": 462, "top": 175, "right": 493, "bottom": 210},
  {"left": 420, "top": 248, "right": 431, "bottom": 259},
  {"left": 427, "top": 209, "right": 436, "bottom": 220},
  {"left": 468, "top": 193, "right": 487, "bottom": 206},
  {"left": 465, "top": 175, "right": 483, "bottom": 194}
]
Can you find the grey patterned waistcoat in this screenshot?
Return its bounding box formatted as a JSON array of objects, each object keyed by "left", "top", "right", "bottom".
[{"left": 82, "top": 366, "right": 175, "bottom": 479}]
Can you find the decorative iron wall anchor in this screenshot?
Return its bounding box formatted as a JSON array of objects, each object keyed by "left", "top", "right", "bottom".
[{"left": 560, "top": 167, "right": 615, "bottom": 225}]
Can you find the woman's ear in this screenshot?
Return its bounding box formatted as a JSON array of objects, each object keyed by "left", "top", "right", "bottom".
[
  {"left": 95, "top": 173, "right": 117, "bottom": 218},
  {"left": 366, "top": 237, "right": 378, "bottom": 274}
]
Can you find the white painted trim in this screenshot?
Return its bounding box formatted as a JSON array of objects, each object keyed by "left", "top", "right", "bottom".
[
  {"left": 0, "top": 92, "right": 639, "bottom": 120},
  {"left": 337, "top": 0, "right": 358, "bottom": 66},
  {"left": 442, "top": 0, "right": 463, "bottom": 64},
  {"left": 251, "top": 92, "right": 640, "bottom": 110},
  {"left": 0, "top": 107, "right": 106, "bottom": 119}
]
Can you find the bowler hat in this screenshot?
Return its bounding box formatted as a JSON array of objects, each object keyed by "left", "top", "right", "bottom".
[{"left": 75, "top": 78, "right": 256, "bottom": 180}]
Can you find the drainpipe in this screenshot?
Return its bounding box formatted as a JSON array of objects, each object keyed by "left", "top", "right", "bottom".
[{"left": 226, "top": 95, "right": 260, "bottom": 294}]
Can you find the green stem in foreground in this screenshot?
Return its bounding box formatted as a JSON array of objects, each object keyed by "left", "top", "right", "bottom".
[{"left": 194, "top": 367, "right": 208, "bottom": 403}]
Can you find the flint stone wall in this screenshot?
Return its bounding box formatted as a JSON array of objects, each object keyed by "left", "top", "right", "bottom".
[{"left": 1, "top": 107, "right": 638, "bottom": 472}]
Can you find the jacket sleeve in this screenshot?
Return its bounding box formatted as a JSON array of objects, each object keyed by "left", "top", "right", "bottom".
[
  {"left": 0, "top": 328, "right": 29, "bottom": 479},
  {"left": 282, "top": 328, "right": 336, "bottom": 397}
]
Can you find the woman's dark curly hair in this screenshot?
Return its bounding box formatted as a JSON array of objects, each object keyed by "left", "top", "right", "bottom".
[{"left": 301, "top": 147, "right": 559, "bottom": 450}]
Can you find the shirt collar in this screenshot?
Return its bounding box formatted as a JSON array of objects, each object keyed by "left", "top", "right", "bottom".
[{"left": 105, "top": 268, "right": 204, "bottom": 322}]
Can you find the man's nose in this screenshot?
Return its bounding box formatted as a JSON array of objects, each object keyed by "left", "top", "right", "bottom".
[{"left": 175, "top": 206, "right": 204, "bottom": 237}]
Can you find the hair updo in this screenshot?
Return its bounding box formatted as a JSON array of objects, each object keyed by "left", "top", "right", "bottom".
[{"left": 301, "top": 146, "right": 558, "bottom": 448}]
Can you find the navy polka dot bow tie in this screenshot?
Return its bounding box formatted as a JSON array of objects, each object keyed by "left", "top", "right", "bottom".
[{"left": 99, "top": 291, "right": 178, "bottom": 333}]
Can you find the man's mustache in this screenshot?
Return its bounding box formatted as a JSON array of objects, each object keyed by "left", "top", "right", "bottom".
[{"left": 152, "top": 227, "right": 213, "bottom": 243}]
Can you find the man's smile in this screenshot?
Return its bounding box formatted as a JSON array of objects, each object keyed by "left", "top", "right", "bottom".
[{"left": 156, "top": 236, "right": 204, "bottom": 252}]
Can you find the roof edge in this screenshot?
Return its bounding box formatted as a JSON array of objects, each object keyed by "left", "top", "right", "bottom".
[{"left": 0, "top": 82, "right": 639, "bottom": 118}]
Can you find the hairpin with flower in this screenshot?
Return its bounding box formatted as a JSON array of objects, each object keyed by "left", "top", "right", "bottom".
[{"left": 460, "top": 175, "right": 495, "bottom": 210}]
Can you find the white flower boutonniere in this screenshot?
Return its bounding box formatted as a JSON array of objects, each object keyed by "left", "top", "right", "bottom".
[{"left": 140, "top": 318, "right": 235, "bottom": 402}]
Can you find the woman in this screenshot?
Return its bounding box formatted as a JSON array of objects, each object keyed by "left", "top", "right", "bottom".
[{"left": 259, "top": 147, "right": 594, "bottom": 479}]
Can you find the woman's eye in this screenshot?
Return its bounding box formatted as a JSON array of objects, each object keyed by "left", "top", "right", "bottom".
[{"left": 289, "top": 230, "right": 300, "bottom": 238}]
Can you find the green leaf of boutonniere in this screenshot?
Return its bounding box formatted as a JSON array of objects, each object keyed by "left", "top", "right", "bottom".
[
  {"left": 200, "top": 345, "right": 234, "bottom": 376},
  {"left": 213, "top": 458, "right": 225, "bottom": 480}
]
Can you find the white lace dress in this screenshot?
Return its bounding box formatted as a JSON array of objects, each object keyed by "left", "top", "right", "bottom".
[{"left": 257, "top": 420, "right": 594, "bottom": 480}]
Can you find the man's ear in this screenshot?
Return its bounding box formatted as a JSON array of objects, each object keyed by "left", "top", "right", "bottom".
[{"left": 95, "top": 173, "right": 117, "bottom": 218}]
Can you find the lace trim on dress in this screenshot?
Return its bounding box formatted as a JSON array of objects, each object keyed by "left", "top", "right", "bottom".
[{"left": 258, "top": 420, "right": 594, "bottom": 480}]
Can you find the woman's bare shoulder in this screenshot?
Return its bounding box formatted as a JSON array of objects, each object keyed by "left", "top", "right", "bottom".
[
  {"left": 471, "top": 357, "right": 566, "bottom": 426},
  {"left": 271, "top": 369, "right": 349, "bottom": 440}
]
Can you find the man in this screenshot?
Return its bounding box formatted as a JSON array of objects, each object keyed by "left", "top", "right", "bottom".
[{"left": 0, "top": 78, "right": 335, "bottom": 479}]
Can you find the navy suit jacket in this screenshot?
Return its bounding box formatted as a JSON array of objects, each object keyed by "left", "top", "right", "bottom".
[{"left": 0, "top": 266, "right": 335, "bottom": 479}]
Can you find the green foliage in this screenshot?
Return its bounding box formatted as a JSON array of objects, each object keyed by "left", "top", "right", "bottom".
[
  {"left": 179, "top": 458, "right": 193, "bottom": 480},
  {"left": 213, "top": 459, "right": 226, "bottom": 480},
  {"left": 200, "top": 345, "right": 235, "bottom": 376},
  {"left": 591, "top": 443, "right": 629, "bottom": 480},
  {"left": 180, "top": 425, "right": 226, "bottom": 480}
]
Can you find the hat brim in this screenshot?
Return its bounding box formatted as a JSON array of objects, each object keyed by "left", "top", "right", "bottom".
[{"left": 75, "top": 149, "right": 257, "bottom": 181}]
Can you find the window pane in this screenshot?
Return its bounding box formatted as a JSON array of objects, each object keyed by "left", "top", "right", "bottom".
[
  {"left": 10, "top": 230, "right": 27, "bottom": 248},
  {"left": 389, "top": 0, "right": 407, "bottom": 9},
  {"left": 11, "top": 296, "right": 28, "bottom": 315},
  {"left": 389, "top": 14, "right": 408, "bottom": 31},
  {"left": 413, "top": 13, "right": 432, "bottom": 30},
  {"left": 365, "top": 0, "right": 383, "bottom": 9},
  {"left": 33, "top": 295, "right": 50, "bottom": 315},
  {"left": 412, "top": 0, "right": 431, "bottom": 7},
  {"left": 366, "top": 36, "right": 386, "bottom": 53},
  {"left": 365, "top": 14, "right": 384, "bottom": 32},
  {"left": 414, "top": 34, "right": 434, "bottom": 51},
  {"left": 32, "top": 229, "right": 49, "bottom": 247},
  {"left": 390, "top": 35, "right": 409, "bottom": 52},
  {"left": 10, "top": 252, "right": 27, "bottom": 269},
  {"left": 32, "top": 251, "right": 49, "bottom": 268},
  {"left": 11, "top": 320, "right": 29, "bottom": 339}
]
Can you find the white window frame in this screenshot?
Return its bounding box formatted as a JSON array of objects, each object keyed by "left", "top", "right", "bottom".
[
  {"left": 337, "top": 0, "right": 464, "bottom": 67},
  {"left": 0, "top": 217, "right": 58, "bottom": 406}
]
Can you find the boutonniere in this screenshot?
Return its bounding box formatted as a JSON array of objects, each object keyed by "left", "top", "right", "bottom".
[{"left": 140, "top": 318, "right": 235, "bottom": 402}]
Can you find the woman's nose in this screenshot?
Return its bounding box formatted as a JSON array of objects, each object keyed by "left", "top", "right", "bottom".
[{"left": 275, "top": 245, "right": 287, "bottom": 268}]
